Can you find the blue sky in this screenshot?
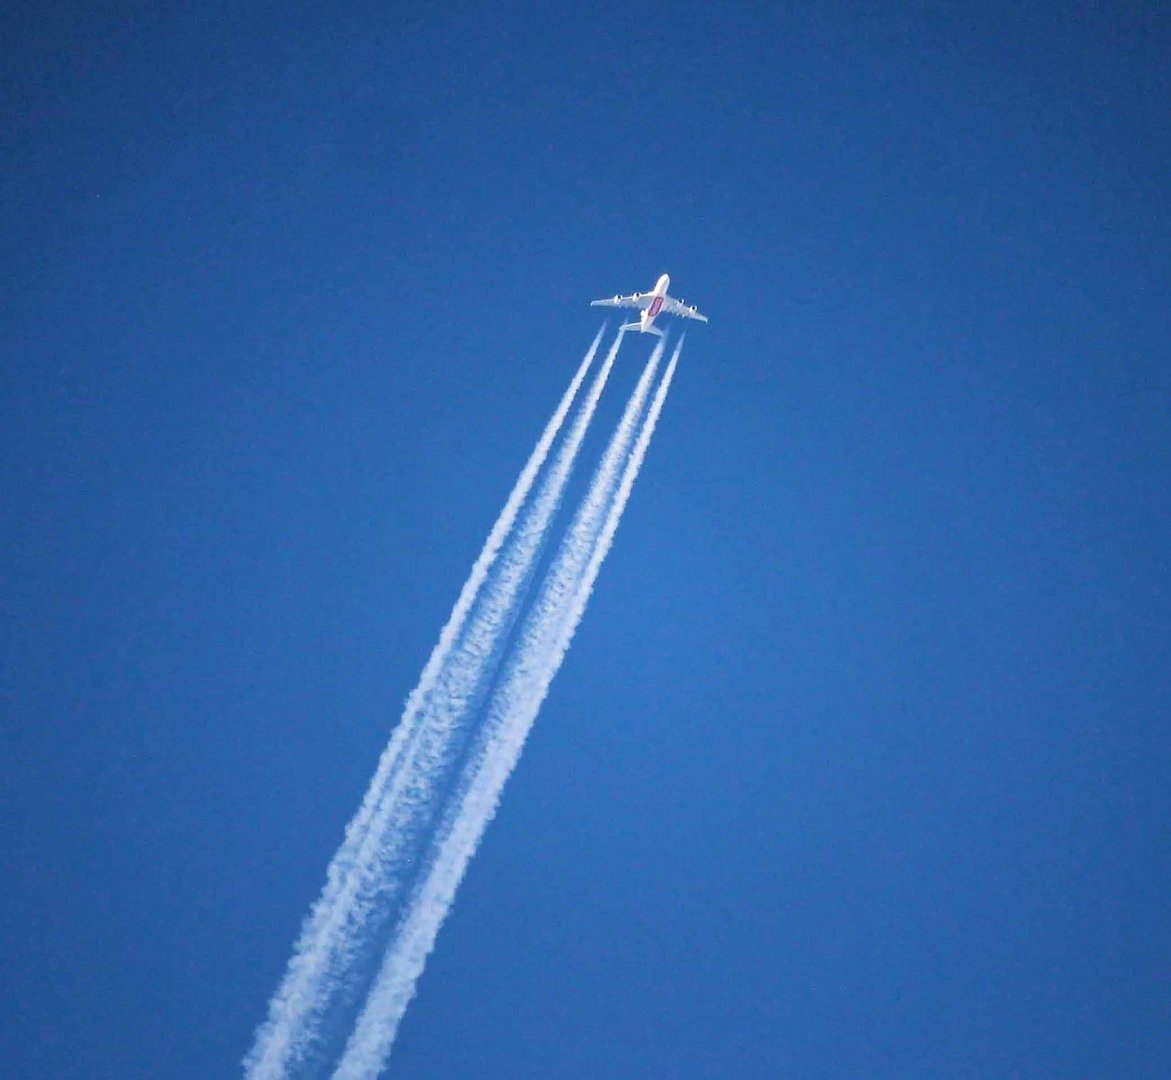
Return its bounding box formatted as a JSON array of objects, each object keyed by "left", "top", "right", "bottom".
[{"left": 3, "top": 3, "right": 1169, "bottom": 1077}]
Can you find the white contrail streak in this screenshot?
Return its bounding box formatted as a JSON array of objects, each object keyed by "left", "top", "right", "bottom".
[
  {"left": 245, "top": 327, "right": 614, "bottom": 1080},
  {"left": 313, "top": 326, "right": 623, "bottom": 963},
  {"left": 332, "top": 337, "right": 682, "bottom": 1079}
]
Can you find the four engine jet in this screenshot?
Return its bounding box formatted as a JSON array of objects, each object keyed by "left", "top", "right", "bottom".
[{"left": 590, "top": 273, "right": 708, "bottom": 337}]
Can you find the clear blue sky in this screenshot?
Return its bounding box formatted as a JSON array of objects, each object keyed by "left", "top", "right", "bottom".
[{"left": 4, "top": 4, "right": 1169, "bottom": 1077}]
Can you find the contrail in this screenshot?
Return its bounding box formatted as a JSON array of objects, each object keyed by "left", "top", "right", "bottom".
[
  {"left": 332, "top": 336, "right": 682, "bottom": 1079},
  {"left": 245, "top": 327, "right": 616, "bottom": 1079},
  {"left": 312, "top": 327, "right": 624, "bottom": 976}
]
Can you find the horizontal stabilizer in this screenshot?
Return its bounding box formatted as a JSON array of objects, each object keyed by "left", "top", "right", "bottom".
[{"left": 621, "top": 321, "right": 664, "bottom": 338}]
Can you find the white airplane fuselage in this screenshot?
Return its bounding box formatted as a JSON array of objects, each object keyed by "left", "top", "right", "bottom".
[{"left": 631, "top": 273, "right": 670, "bottom": 334}]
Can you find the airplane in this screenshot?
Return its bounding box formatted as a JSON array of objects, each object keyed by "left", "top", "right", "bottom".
[{"left": 590, "top": 273, "right": 708, "bottom": 337}]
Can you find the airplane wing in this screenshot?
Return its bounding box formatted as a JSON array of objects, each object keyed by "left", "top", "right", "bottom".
[
  {"left": 590, "top": 292, "right": 654, "bottom": 310},
  {"left": 660, "top": 293, "right": 709, "bottom": 323}
]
